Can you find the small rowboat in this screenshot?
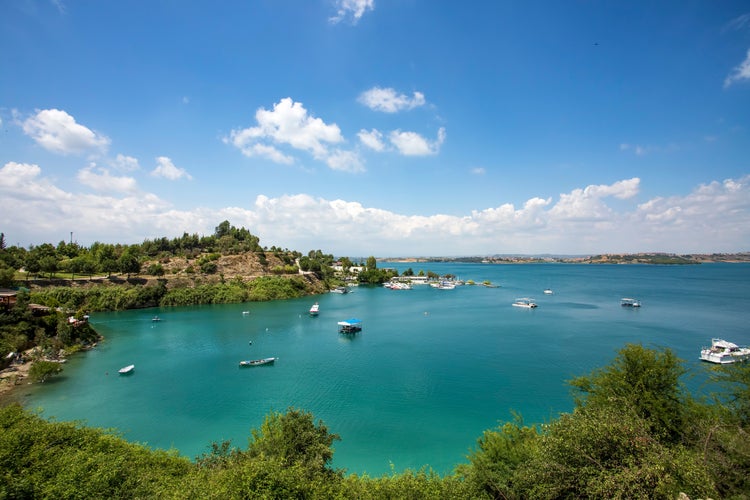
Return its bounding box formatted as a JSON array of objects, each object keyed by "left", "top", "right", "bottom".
[
  {"left": 239, "top": 357, "right": 277, "bottom": 367},
  {"left": 118, "top": 364, "right": 135, "bottom": 375}
]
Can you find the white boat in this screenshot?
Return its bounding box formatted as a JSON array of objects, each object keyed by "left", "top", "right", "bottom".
[
  {"left": 242, "top": 311, "right": 250, "bottom": 315},
  {"left": 700, "top": 339, "right": 750, "bottom": 364},
  {"left": 151, "top": 316, "right": 161, "bottom": 322},
  {"left": 512, "top": 298, "right": 538, "bottom": 308},
  {"left": 239, "top": 357, "right": 277, "bottom": 367},
  {"left": 309, "top": 303, "right": 320, "bottom": 316},
  {"left": 543, "top": 289, "right": 553, "bottom": 295},
  {"left": 330, "top": 286, "right": 349, "bottom": 294},
  {"left": 621, "top": 298, "right": 641, "bottom": 307},
  {"left": 118, "top": 364, "right": 135, "bottom": 375},
  {"left": 385, "top": 281, "right": 412, "bottom": 290},
  {"left": 430, "top": 281, "right": 455, "bottom": 290}
]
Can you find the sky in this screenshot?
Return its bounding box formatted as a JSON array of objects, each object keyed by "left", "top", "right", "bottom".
[{"left": 1, "top": 0, "right": 749, "bottom": 257}]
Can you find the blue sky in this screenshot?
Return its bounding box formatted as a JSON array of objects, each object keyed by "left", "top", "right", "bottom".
[{"left": 1, "top": 0, "right": 749, "bottom": 256}]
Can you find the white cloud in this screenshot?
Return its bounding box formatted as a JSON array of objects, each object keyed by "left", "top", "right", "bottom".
[
  {"left": 358, "top": 87, "right": 426, "bottom": 113},
  {"left": 151, "top": 156, "right": 193, "bottom": 180},
  {"left": 619, "top": 143, "right": 648, "bottom": 156},
  {"left": 550, "top": 178, "right": 639, "bottom": 220},
  {"left": 77, "top": 163, "right": 138, "bottom": 193},
  {"left": 21, "top": 109, "right": 110, "bottom": 156},
  {"left": 326, "top": 149, "right": 365, "bottom": 173},
  {"left": 389, "top": 127, "right": 446, "bottom": 156},
  {"left": 111, "top": 154, "right": 140, "bottom": 172},
  {"left": 724, "top": 48, "right": 750, "bottom": 88},
  {"left": 1, "top": 164, "right": 748, "bottom": 255},
  {"left": 358, "top": 128, "right": 386, "bottom": 151},
  {"left": 226, "top": 97, "right": 359, "bottom": 171},
  {"left": 329, "top": 0, "right": 374, "bottom": 25}
]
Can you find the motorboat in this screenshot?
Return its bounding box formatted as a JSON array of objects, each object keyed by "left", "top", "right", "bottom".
[
  {"left": 338, "top": 318, "right": 362, "bottom": 334},
  {"left": 239, "top": 357, "right": 277, "bottom": 367},
  {"left": 430, "top": 281, "right": 455, "bottom": 290},
  {"left": 330, "top": 286, "right": 349, "bottom": 294},
  {"left": 151, "top": 316, "right": 161, "bottom": 322},
  {"left": 543, "top": 289, "right": 554, "bottom": 295},
  {"left": 621, "top": 298, "right": 641, "bottom": 307},
  {"left": 242, "top": 311, "right": 250, "bottom": 315},
  {"left": 512, "top": 298, "right": 538, "bottom": 308},
  {"left": 700, "top": 339, "right": 750, "bottom": 364},
  {"left": 118, "top": 364, "right": 135, "bottom": 375},
  {"left": 309, "top": 303, "right": 320, "bottom": 316}
]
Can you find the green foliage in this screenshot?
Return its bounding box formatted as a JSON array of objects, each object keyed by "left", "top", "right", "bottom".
[
  {"left": 146, "top": 262, "right": 165, "bottom": 276},
  {"left": 513, "top": 404, "right": 715, "bottom": 499},
  {"left": 247, "top": 407, "right": 340, "bottom": 472},
  {"left": 569, "top": 343, "right": 687, "bottom": 442},
  {"left": 31, "top": 283, "right": 168, "bottom": 312},
  {"left": 458, "top": 416, "right": 540, "bottom": 498},
  {"left": 28, "top": 360, "right": 63, "bottom": 382},
  {"left": 0, "top": 404, "right": 190, "bottom": 498}
]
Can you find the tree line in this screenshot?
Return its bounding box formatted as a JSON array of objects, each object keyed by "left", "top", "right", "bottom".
[
  {"left": 0, "top": 222, "right": 309, "bottom": 285},
  {"left": 1, "top": 344, "right": 749, "bottom": 498}
]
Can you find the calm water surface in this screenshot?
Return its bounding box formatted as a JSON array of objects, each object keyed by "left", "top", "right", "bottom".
[{"left": 15, "top": 263, "right": 750, "bottom": 475}]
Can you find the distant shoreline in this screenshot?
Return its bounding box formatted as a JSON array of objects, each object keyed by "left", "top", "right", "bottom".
[{"left": 380, "top": 252, "right": 750, "bottom": 265}]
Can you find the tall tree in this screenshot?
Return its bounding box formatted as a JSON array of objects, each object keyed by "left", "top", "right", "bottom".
[{"left": 569, "top": 343, "right": 687, "bottom": 443}]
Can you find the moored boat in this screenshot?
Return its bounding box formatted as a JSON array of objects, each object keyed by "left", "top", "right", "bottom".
[
  {"left": 309, "top": 303, "right": 320, "bottom": 316},
  {"left": 239, "top": 357, "right": 277, "bottom": 367},
  {"left": 118, "top": 364, "right": 135, "bottom": 375},
  {"left": 338, "top": 318, "right": 362, "bottom": 334},
  {"left": 512, "top": 298, "right": 538, "bottom": 308},
  {"left": 543, "top": 288, "right": 553, "bottom": 295},
  {"left": 700, "top": 339, "right": 750, "bottom": 364},
  {"left": 621, "top": 298, "right": 641, "bottom": 307}
]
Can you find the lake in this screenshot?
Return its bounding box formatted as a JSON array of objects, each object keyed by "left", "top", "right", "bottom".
[{"left": 14, "top": 262, "right": 750, "bottom": 476}]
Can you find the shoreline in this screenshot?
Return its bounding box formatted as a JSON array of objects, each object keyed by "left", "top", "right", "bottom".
[
  {"left": 0, "top": 341, "right": 101, "bottom": 403},
  {"left": 0, "top": 359, "right": 34, "bottom": 399}
]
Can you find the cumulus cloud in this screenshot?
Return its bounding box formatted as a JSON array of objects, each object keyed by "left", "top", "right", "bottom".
[
  {"left": 358, "top": 129, "right": 386, "bottom": 151},
  {"left": 358, "top": 87, "right": 426, "bottom": 113},
  {"left": 389, "top": 127, "right": 446, "bottom": 156},
  {"left": 225, "top": 97, "right": 362, "bottom": 172},
  {"left": 151, "top": 156, "right": 193, "bottom": 180},
  {"left": 550, "top": 178, "right": 640, "bottom": 220},
  {"left": 326, "top": 149, "right": 365, "bottom": 173},
  {"left": 111, "top": 154, "right": 140, "bottom": 172},
  {"left": 329, "top": 0, "right": 374, "bottom": 24},
  {"left": 0, "top": 161, "right": 171, "bottom": 244},
  {"left": 78, "top": 163, "right": 138, "bottom": 192},
  {"left": 21, "top": 109, "right": 110, "bottom": 156},
  {"left": 724, "top": 48, "right": 750, "bottom": 88},
  {"left": 1, "top": 163, "right": 748, "bottom": 255}
]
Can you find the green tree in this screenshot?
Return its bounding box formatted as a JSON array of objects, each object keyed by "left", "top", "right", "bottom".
[
  {"left": 118, "top": 248, "right": 141, "bottom": 277},
  {"left": 366, "top": 255, "right": 377, "bottom": 270},
  {"left": 28, "top": 360, "right": 63, "bottom": 382},
  {"left": 458, "top": 416, "right": 540, "bottom": 499},
  {"left": 569, "top": 343, "right": 686, "bottom": 443},
  {"left": 247, "top": 407, "right": 340, "bottom": 473},
  {"left": 0, "top": 261, "right": 15, "bottom": 287}
]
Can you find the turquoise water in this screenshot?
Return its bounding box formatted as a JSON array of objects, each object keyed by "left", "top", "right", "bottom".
[{"left": 14, "top": 263, "right": 750, "bottom": 476}]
